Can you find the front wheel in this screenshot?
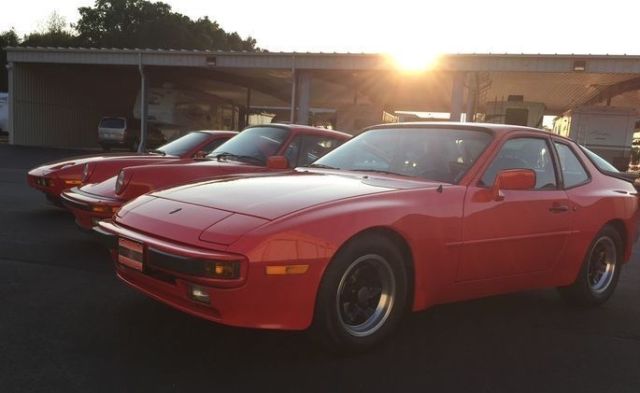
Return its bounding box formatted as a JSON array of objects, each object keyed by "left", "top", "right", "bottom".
[
  {"left": 558, "top": 225, "right": 622, "bottom": 306},
  {"left": 313, "top": 234, "right": 409, "bottom": 353}
]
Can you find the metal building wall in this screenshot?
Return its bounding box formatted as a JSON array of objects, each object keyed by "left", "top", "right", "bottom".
[{"left": 12, "top": 63, "right": 138, "bottom": 148}]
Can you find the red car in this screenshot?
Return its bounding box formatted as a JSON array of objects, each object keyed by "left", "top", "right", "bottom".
[
  {"left": 62, "top": 124, "right": 350, "bottom": 229},
  {"left": 27, "top": 130, "right": 235, "bottom": 205},
  {"left": 96, "top": 123, "right": 639, "bottom": 352}
]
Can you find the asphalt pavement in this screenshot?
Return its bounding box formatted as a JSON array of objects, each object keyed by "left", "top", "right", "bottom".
[{"left": 2, "top": 144, "right": 640, "bottom": 393}]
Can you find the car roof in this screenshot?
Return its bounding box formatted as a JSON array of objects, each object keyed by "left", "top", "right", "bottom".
[
  {"left": 196, "top": 130, "right": 239, "bottom": 137},
  {"left": 364, "top": 121, "right": 570, "bottom": 139},
  {"left": 247, "top": 123, "right": 352, "bottom": 140}
]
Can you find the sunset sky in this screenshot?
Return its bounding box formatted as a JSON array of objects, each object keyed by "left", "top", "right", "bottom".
[{"left": 2, "top": 0, "right": 640, "bottom": 56}]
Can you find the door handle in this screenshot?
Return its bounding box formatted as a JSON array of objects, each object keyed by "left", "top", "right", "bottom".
[{"left": 549, "top": 204, "right": 570, "bottom": 213}]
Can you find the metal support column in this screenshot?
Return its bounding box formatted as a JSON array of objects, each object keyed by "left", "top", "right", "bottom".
[
  {"left": 138, "top": 54, "right": 148, "bottom": 152},
  {"left": 245, "top": 88, "right": 252, "bottom": 128},
  {"left": 296, "top": 71, "right": 311, "bottom": 125},
  {"left": 6, "top": 62, "right": 14, "bottom": 144},
  {"left": 289, "top": 56, "right": 297, "bottom": 123},
  {"left": 450, "top": 72, "right": 466, "bottom": 122},
  {"left": 465, "top": 73, "right": 476, "bottom": 123}
]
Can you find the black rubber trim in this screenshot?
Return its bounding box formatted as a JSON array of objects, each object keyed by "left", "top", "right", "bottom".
[{"left": 147, "top": 247, "right": 239, "bottom": 279}]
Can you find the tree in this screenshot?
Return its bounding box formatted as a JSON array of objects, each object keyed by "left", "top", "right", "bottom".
[
  {"left": 0, "top": 1, "right": 261, "bottom": 91},
  {"left": 0, "top": 29, "right": 19, "bottom": 92},
  {"left": 74, "top": 0, "right": 259, "bottom": 51},
  {"left": 22, "top": 11, "right": 78, "bottom": 47}
]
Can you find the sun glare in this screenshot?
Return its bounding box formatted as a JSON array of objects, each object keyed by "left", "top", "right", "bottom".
[{"left": 388, "top": 50, "right": 441, "bottom": 73}]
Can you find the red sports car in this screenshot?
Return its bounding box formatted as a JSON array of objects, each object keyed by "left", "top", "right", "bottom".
[
  {"left": 96, "top": 123, "right": 639, "bottom": 352},
  {"left": 27, "top": 130, "right": 235, "bottom": 205},
  {"left": 62, "top": 124, "right": 350, "bottom": 229}
]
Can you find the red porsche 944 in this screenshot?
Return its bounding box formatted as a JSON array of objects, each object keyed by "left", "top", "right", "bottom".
[
  {"left": 62, "top": 124, "right": 350, "bottom": 229},
  {"left": 97, "top": 123, "right": 639, "bottom": 352},
  {"left": 27, "top": 130, "right": 235, "bottom": 205}
]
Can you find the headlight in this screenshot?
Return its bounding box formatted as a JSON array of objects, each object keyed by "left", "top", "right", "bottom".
[
  {"left": 82, "top": 163, "right": 91, "bottom": 182},
  {"left": 115, "top": 170, "right": 126, "bottom": 194}
]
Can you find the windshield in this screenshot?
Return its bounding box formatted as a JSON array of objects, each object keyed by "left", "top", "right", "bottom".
[
  {"left": 312, "top": 127, "right": 493, "bottom": 183},
  {"left": 580, "top": 146, "right": 619, "bottom": 173},
  {"left": 208, "top": 126, "right": 289, "bottom": 165},
  {"left": 156, "top": 132, "right": 210, "bottom": 156}
]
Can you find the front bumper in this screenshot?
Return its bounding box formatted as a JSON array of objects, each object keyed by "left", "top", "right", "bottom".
[
  {"left": 96, "top": 220, "right": 324, "bottom": 330},
  {"left": 61, "top": 188, "right": 122, "bottom": 230}
]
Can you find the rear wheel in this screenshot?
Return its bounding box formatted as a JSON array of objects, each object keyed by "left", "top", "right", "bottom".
[
  {"left": 313, "top": 234, "right": 408, "bottom": 352},
  {"left": 100, "top": 143, "right": 111, "bottom": 152},
  {"left": 558, "top": 225, "right": 622, "bottom": 306}
]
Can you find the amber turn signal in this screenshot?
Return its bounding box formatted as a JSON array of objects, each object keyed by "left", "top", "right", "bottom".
[
  {"left": 91, "top": 205, "right": 114, "bottom": 213},
  {"left": 265, "top": 265, "right": 309, "bottom": 275}
]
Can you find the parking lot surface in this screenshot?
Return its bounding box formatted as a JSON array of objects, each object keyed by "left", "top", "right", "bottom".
[{"left": 2, "top": 144, "right": 640, "bottom": 393}]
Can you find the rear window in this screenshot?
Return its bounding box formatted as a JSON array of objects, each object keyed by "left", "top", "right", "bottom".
[
  {"left": 99, "top": 118, "right": 125, "bottom": 129},
  {"left": 580, "top": 146, "right": 619, "bottom": 173}
]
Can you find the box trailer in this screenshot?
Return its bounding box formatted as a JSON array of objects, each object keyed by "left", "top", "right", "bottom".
[
  {"left": 133, "top": 87, "right": 239, "bottom": 131},
  {"left": 483, "top": 98, "right": 545, "bottom": 128},
  {"left": 552, "top": 106, "right": 639, "bottom": 171}
]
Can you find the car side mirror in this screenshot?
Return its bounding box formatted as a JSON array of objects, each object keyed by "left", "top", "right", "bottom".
[
  {"left": 193, "top": 151, "right": 208, "bottom": 159},
  {"left": 491, "top": 169, "right": 536, "bottom": 201},
  {"left": 266, "top": 156, "right": 289, "bottom": 169}
]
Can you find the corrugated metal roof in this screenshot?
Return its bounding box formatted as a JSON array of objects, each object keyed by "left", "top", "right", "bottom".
[{"left": 7, "top": 47, "right": 640, "bottom": 73}]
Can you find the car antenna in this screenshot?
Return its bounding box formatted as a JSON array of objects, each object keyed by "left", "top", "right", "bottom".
[{"left": 436, "top": 185, "right": 443, "bottom": 193}]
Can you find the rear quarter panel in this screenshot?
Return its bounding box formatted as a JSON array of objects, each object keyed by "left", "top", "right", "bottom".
[{"left": 557, "top": 175, "right": 639, "bottom": 282}]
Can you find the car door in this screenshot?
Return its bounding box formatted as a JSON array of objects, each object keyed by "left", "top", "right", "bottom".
[{"left": 458, "top": 135, "right": 573, "bottom": 281}]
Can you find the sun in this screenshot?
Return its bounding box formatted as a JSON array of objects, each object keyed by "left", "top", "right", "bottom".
[{"left": 387, "top": 49, "right": 441, "bottom": 73}]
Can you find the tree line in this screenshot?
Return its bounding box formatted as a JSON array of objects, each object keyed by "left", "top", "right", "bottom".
[{"left": 0, "top": 0, "right": 261, "bottom": 91}]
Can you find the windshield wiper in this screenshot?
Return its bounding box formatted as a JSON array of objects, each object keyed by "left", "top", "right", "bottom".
[
  {"left": 350, "top": 169, "right": 407, "bottom": 176},
  {"left": 148, "top": 149, "right": 166, "bottom": 156},
  {"left": 211, "top": 152, "right": 263, "bottom": 164},
  {"left": 307, "top": 163, "right": 339, "bottom": 170}
]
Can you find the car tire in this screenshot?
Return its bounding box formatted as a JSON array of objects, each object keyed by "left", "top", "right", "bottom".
[
  {"left": 312, "top": 233, "right": 409, "bottom": 353},
  {"left": 558, "top": 225, "right": 622, "bottom": 306},
  {"left": 100, "top": 144, "right": 111, "bottom": 152}
]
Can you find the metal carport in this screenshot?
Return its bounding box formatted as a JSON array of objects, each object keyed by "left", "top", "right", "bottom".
[{"left": 6, "top": 47, "right": 640, "bottom": 148}]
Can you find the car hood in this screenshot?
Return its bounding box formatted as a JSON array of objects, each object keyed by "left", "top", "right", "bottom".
[
  {"left": 80, "top": 176, "right": 119, "bottom": 200},
  {"left": 151, "top": 170, "right": 429, "bottom": 220},
  {"left": 29, "top": 153, "right": 171, "bottom": 176},
  {"left": 116, "top": 170, "right": 436, "bottom": 247}
]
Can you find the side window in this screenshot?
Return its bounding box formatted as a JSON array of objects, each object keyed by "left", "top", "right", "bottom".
[
  {"left": 284, "top": 137, "right": 301, "bottom": 166},
  {"left": 293, "top": 135, "right": 343, "bottom": 167},
  {"left": 554, "top": 142, "right": 590, "bottom": 188},
  {"left": 481, "top": 137, "right": 557, "bottom": 190},
  {"left": 200, "top": 138, "right": 227, "bottom": 154}
]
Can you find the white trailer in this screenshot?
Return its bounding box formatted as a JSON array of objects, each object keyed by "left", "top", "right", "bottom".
[
  {"left": 133, "top": 87, "right": 239, "bottom": 132},
  {"left": 483, "top": 99, "right": 546, "bottom": 128},
  {"left": 552, "top": 106, "right": 639, "bottom": 170}
]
